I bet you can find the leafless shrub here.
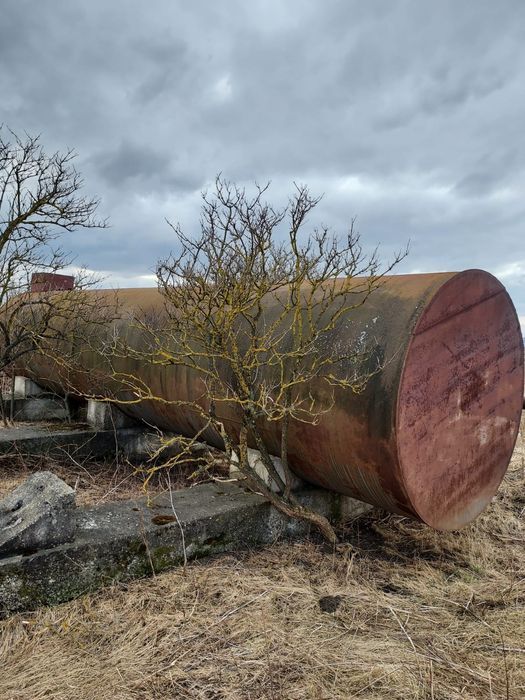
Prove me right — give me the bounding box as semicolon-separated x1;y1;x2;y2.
105;177;407;542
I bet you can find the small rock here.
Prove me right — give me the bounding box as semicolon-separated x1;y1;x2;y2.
0;472;76;556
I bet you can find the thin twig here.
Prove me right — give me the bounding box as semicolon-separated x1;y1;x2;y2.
167;471;187;571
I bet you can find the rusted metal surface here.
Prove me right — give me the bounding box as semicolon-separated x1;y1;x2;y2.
30;273;74;293
19;271;524;530
397;271;523;529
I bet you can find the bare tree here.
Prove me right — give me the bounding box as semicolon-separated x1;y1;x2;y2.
103;178;407;542
0;126;107;422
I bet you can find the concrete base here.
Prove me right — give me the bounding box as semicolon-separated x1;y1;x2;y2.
87;400;139;430
229;447;363;519
0;425;123;461
230;447;304;492
0;425;195;463
0;424;214;465
2;377;69;423
0;423;373;614
13;376;45;398
8;397;69;422
0;481;372;614
0;425;373;526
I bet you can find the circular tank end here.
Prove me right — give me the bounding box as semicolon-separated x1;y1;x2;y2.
397;269;524;530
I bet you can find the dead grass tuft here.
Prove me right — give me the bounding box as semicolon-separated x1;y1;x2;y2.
0;419;524;699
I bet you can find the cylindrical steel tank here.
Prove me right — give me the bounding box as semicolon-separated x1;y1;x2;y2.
20;270;524;530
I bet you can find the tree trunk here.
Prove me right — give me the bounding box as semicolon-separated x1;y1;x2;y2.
236;436;338;544
9;373;15;423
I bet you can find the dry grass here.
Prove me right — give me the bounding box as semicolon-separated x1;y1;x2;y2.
0;443;225;506
0;451;172;506
0;421;524;699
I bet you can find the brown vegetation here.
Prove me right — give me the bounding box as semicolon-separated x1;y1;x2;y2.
0;127;109;426
105;177;406;543
0;446;227;507
0;419;523;699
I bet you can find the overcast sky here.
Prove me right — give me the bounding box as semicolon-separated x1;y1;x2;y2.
1;0;524;325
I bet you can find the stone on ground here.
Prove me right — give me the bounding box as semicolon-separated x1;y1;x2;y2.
0;472;76;556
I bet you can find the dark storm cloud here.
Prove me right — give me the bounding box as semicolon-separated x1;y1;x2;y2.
1;0;524;323
97;142;170;185
94;140;199;195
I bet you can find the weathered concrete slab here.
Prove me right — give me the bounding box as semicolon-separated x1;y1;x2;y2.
1;391;69;422
0;481;371;614
0;472;76;556
0;424;200;463
11;397;69;422
0;425;123;460
87;400;139;430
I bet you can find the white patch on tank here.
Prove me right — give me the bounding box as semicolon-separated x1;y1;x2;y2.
476;415;510;448
477;424;489;447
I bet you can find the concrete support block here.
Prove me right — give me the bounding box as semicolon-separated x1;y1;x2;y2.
229;449;370;519
13;376;45;398
0;424;202;463
230;447;305;492
0;472;76;556
0;425;172;461
340;495;374;520
0;481;372;613
13;398;68;422
86;400;138;430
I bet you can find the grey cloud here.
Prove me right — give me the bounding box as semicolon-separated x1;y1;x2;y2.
132;36;189;104
1;0;525;321
93;141;202;197
97;141;171;185
454;171;504;198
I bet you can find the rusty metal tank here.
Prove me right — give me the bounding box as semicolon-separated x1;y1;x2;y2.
21;270;524;530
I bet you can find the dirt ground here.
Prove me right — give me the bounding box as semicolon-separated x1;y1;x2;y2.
0;420;523;699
